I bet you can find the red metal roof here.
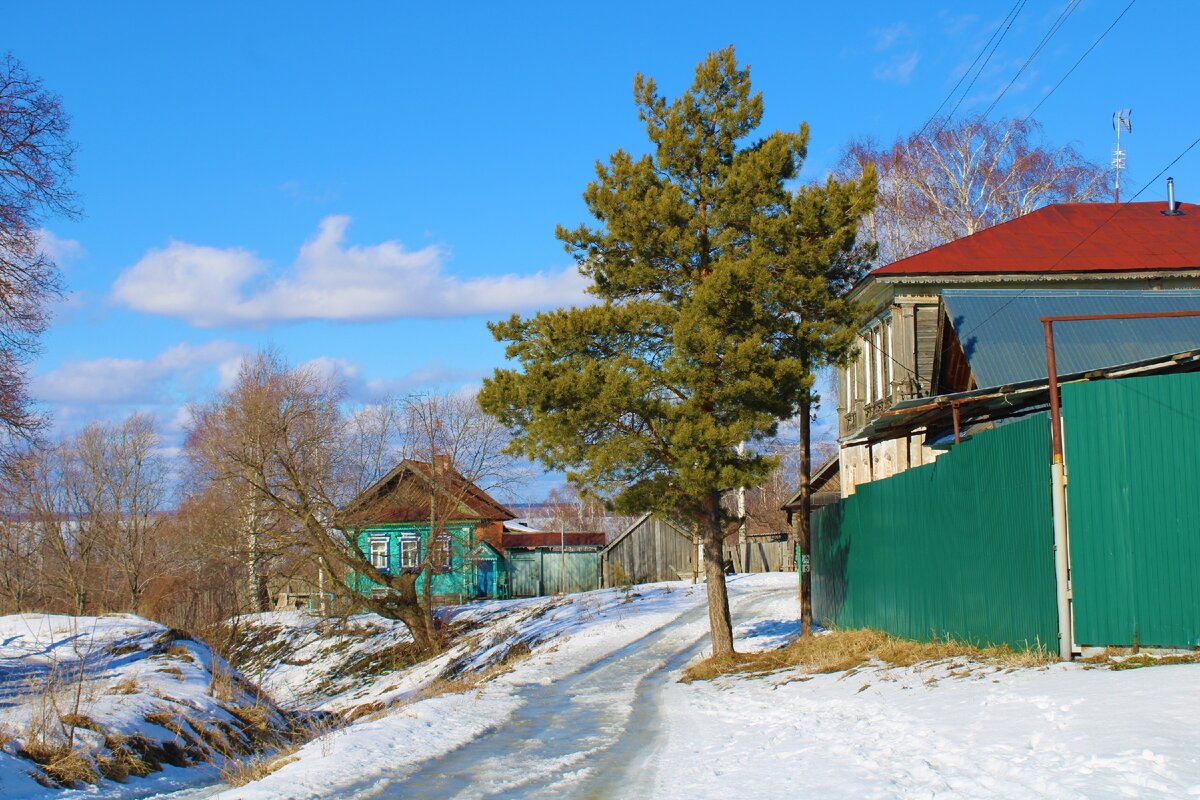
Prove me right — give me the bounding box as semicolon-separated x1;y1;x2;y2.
502;531;607;549
872;202;1200;277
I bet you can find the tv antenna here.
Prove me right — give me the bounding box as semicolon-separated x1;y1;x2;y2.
1113;109;1132;202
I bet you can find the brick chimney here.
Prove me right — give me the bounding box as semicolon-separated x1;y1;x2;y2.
431;454;452;473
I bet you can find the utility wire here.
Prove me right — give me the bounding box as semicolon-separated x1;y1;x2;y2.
916;0;1024;139
938;0;1026;129
982;0;1080;119
853;0;1146;395
1021;0;1137;123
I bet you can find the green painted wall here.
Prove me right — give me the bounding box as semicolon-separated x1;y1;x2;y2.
1063;373;1200;648
811;414;1058;650
349;522;494;601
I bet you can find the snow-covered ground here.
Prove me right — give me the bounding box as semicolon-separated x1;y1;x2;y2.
4;576;1199;799
0;614;290;800
654;590;1200;799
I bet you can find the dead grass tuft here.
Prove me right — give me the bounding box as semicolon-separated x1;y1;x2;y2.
219;748;300;787
59;713;100;732
682;628;1054;683
17;741;99;787
1109;652;1199;670
106;676;139;695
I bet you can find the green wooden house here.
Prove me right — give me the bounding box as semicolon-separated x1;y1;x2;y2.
339;456;515;603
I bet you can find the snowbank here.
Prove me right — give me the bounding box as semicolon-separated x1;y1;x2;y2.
0;614;290;798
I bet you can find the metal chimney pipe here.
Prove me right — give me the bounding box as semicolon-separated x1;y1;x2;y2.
1168;177;1176;212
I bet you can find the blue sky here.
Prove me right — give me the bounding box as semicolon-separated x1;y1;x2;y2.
6;1;1198;500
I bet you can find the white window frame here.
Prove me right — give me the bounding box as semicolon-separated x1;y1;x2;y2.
368;537;389;571
399;535;420;570
873;325;884;402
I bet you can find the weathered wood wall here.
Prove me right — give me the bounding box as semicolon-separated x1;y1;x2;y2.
601;516;697;586
724;537;793;572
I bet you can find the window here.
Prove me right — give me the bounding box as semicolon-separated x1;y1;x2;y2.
399;536;420;570
862;335;872;402
429;533;452;574
873;326;883;401
368;537;389;572
885;318;894;389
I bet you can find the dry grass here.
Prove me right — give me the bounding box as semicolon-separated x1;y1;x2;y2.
59;712;100;732
18;740;100;787
219;747;300;787
682;629;1055;683
164;644;194;660
106;676;139;695
1108;653;1198;670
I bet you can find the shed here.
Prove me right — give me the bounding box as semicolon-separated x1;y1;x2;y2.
600;514;697;587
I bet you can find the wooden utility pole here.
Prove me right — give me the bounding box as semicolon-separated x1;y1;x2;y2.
794;397;814;636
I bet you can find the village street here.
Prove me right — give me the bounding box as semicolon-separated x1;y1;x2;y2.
109;574;1196;800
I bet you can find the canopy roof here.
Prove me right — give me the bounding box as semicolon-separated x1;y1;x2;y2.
944;289;1200;388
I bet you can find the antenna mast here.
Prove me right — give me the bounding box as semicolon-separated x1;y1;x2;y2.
1113;109;1132;202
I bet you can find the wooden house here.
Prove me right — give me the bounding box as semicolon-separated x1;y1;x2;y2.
835;199;1200;495
339;456;515;603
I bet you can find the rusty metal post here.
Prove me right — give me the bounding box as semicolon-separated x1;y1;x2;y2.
1044;320;1064;462
951;402;962;444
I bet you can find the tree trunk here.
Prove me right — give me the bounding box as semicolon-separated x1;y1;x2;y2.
793;395;814;637
701;491;735;656
246;490;270;613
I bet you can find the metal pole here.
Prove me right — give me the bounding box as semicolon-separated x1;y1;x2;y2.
952;402;962;444
1044;320;1072;661
560;522;566;596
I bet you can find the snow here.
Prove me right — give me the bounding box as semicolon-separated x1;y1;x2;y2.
654;590;1200;799
4;575;1199;799
0;614;288;799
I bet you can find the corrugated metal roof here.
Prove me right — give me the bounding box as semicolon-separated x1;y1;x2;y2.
873;202;1200;276
943;289;1200;388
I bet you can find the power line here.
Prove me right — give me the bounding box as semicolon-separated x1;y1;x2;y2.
916;0;1025;139
1022;0;1137;123
982;0;1080;119
939;0;1027;128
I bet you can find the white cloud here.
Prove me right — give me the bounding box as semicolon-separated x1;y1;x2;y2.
111;216;591;327
872;22;911;52
37;229;85;265
34;340;245;405
873;51;921;84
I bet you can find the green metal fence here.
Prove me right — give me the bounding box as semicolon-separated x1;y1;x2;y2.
1063;373;1200;648
506;550;601;598
812;414;1058;649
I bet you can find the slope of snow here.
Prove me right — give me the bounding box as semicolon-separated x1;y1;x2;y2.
217;576;761;799
0;614;290;799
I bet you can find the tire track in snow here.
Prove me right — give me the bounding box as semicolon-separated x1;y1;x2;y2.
363;584;793;800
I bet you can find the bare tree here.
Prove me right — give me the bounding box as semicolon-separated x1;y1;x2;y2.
396;392;529;645
0;54;78;460
90;414;169;610
837;116;1113;265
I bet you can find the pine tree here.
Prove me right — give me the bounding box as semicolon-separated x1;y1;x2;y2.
478;48;875;655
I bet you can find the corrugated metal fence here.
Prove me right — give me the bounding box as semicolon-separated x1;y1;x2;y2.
1063;373;1200;648
507;550;601;598
812;414;1058;649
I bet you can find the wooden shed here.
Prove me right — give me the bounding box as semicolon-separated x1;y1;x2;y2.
600;514;698;587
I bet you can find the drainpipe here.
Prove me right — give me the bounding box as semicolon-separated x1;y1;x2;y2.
1043;320;1073;661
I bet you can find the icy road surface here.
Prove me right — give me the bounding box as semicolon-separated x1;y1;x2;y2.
140;573;1200;800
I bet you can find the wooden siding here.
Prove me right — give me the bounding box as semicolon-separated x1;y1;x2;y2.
724;537;793;572
601;516;697;586
914;303;940;396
